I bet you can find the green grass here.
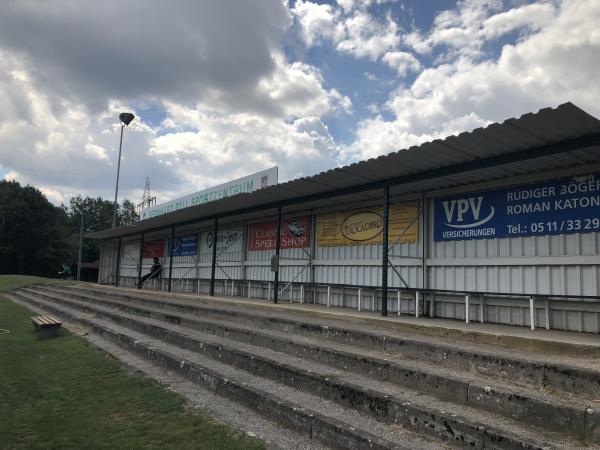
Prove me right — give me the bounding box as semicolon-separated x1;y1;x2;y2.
0;276;264;449
0;274;78;293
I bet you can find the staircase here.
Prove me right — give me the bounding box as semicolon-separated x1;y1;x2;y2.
8;284;600;449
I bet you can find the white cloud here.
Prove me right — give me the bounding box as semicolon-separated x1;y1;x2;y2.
0;1;349;206
257;56;352;117
481;2;557;39
293;0;340;46
149;104;340;202
3;0;600;213
344;0;600;160
294;1;401;61
382;51;421;75
0;50;179;204
336;10;400;59
406;0;558;60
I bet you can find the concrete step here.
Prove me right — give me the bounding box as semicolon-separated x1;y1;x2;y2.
31;284;595;437
8;290;446;450
55;284;600;399
7;292;331;450
14;287;591;449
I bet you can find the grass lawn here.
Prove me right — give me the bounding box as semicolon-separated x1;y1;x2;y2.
0;275;265;449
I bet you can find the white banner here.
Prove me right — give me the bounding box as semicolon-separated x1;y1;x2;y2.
140;167;278;220
199;228;244;255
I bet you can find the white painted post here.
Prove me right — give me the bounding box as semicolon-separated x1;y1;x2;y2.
300;284;304;304
545;299;550;330
290;284;294;303
479;296;485;323
397;289;401;316
429;294;435;318
197;279;200;294
465;293;470;324
357;288;362;311
267;282;271;301
327;286;331;307
415;291;420;318
248;281;251;298
529;296;535;331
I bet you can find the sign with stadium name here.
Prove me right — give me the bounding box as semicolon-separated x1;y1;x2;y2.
434;172;600;241
139;167;278;220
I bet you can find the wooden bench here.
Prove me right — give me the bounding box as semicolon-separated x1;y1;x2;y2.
31;315;62;337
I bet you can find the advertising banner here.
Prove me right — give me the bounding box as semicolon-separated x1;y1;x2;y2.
434;172;600;242
121;243;139;261
199;228;244;255
143;240;165;258
317;203;418;247
248;216;311;251
140;167;278;220
170;235;198;257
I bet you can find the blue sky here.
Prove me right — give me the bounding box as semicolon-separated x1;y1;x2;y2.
1;0;599;205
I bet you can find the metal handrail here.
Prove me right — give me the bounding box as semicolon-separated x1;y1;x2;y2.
117;274;600;302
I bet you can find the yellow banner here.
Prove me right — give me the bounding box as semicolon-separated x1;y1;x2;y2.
317;203;418;247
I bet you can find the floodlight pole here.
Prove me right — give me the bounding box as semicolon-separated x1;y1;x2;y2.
112;124;124;228
111;112;134;228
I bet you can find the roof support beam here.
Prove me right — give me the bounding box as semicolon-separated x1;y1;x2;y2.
273;205;282;304
209;218;218;296
168;226;175;292
115;238;122;287
137;232;145;289
381;185;389;317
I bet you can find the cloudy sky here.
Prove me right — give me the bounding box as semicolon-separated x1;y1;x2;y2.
1;0;599;206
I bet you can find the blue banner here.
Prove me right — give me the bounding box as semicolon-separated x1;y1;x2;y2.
434;173;600;241
170;235;198;256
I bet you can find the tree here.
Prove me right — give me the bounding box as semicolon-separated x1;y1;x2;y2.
119;199;139;226
0;181;139;276
0;181;72;276
68;195;139;263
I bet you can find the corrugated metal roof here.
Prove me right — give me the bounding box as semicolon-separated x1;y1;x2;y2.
89;102;600;240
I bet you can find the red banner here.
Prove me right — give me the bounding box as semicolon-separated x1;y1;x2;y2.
143;240;165;258
248;216;310;251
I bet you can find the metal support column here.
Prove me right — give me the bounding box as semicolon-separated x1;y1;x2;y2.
137;233;145;289
168;226;175;292
273;206;282;304
381;185;390;317
421;193;428;290
77;212;84;281
209;217;218;296
309;212;317;304
115;238;122;287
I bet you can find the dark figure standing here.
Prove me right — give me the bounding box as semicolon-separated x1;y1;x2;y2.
58;264;72;280
138;257;162;289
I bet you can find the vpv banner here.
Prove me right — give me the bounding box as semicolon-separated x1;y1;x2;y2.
248;216;310;251
317;203;418;247
434;172;600;241
143;240;165;258
170;235;198;256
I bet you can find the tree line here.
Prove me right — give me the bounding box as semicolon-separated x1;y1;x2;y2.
0;180;138;277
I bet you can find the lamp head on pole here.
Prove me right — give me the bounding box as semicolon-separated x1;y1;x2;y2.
119;112;135;126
